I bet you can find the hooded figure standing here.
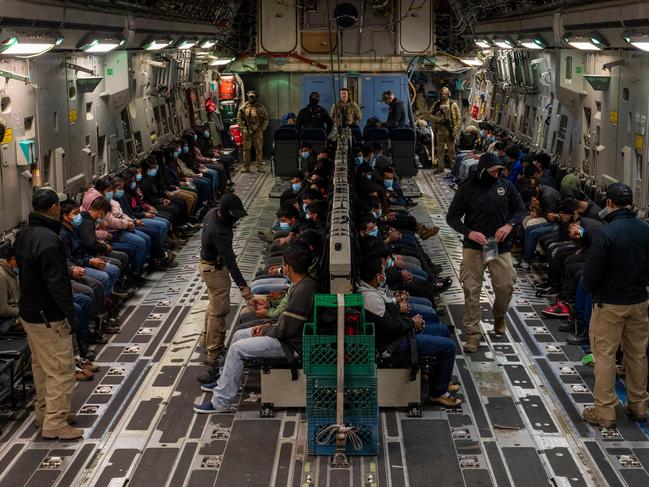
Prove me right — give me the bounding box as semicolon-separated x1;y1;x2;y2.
296;91;333;135
431;87;461;173
198;193;253;383
237;90;269;173
446;154;526;353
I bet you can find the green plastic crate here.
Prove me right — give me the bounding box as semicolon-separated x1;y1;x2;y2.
308;411;379;456
306;375;378;416
303;322;376;377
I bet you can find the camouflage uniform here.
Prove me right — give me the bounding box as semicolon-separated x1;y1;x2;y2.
330;101;362;128
431;99;461;172
237;99;269;172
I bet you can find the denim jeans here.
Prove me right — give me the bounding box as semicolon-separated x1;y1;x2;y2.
408;303;438;323
574;276;593;333
251;277;289;295
85;264;119;303
135;224;162;258
143;217;169;243
73;292;93;356
396;333;456;397
523;222;557;263
113;231;148;273
211;328;286;408
405;264;428;281
202;168;219;192
409;296;433;307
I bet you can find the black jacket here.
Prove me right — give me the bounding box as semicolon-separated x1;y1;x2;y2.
200;208;247;288
296;105;333;134
583;209;649;305
538;184;562;217
582;200;602;220
14;213;77;327
447;176;526;252
385;98;406;129
359;282;412;352
78;212;109;256
139;176;165;206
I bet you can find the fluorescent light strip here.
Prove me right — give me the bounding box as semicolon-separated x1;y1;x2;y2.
461;58;482;66
494;41;513;49
84;42;121;53
475;40;491;49
145;41;172;50
3;42;56;55
521;41;543;50
568;41;601;50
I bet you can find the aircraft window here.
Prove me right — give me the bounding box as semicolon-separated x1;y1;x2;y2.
69;85;77;100
622;87;629;102
54;111;59;132
24;116;35;138
86;102;94;121
565;56;572;81
1;96;11;113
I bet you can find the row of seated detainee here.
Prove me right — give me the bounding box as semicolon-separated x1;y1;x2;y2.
192;136;461;414
0;125;240;439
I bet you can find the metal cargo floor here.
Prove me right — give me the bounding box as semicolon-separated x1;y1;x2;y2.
0;169;647;486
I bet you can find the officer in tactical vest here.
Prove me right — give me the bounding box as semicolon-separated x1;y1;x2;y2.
237;90;269;173
431;87;461;173
330;88;362;130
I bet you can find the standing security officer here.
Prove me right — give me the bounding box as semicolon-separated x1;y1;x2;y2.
446;154;526;353
237;90;269;173
198;193;253;383
431;86;461;173
582;183;649;428
381;90;406;130
330;87;362;129
15;188;82;439
296;91;333;135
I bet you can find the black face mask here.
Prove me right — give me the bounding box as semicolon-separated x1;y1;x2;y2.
248;96;257;103
478;169;498;187
219;210;239;226
309;96;319;106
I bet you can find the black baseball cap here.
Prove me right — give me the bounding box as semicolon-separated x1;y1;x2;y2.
32;187;67;212
606;182;633;206
380;90;393;102
477;153;504;172
219;193;247;219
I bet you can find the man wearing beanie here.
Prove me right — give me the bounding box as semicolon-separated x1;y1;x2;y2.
446;153;526;353
582;182;649;428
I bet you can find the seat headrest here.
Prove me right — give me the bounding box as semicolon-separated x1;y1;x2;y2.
389;127;415;141
300;128;327;140
274;127;299;140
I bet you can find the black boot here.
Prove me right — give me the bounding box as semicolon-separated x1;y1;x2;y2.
567;318;589;345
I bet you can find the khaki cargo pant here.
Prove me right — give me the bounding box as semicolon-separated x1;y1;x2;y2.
435;129;455;170
590;302;649;421
22;319;75;431
199;262;231;362
460;248;517;337
242;129;264;169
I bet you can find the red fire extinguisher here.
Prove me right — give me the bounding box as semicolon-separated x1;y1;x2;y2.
229;124;243;147
471;104;479;119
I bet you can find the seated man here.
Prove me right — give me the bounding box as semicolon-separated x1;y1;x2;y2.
358;255;461;407
193;244;318;413
0;243;20;334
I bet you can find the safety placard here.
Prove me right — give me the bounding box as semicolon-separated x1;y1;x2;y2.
69;109;78;123
635;134;644;151
1;128;12;145
609;111;618;125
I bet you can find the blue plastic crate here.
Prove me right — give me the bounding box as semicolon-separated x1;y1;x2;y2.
306;375;378;416
307;412;379;456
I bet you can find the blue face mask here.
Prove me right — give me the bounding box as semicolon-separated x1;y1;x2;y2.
193;134;198;141
279;221;291;230
173;150;181;158
96;217;103;224
305;212;312;220
105;191;113;201
301;151;311;159
379;275;387;288
150;168;159;177
136;174;143;182
292;183;302;192
479;129;485;137
578;227;585;238
368;227;379;238
11;267;18;275
369;157;376;168
302;203;308;213
386;257;394;268
71;213;83;227
130;181;137;189
116;189;125;198
204;131;210;138
355;156;364;165
372;210;381;219
383;179;394;190
182;145;189;154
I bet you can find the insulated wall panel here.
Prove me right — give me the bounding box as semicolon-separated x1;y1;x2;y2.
398;0;433;53
259;0;298;53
